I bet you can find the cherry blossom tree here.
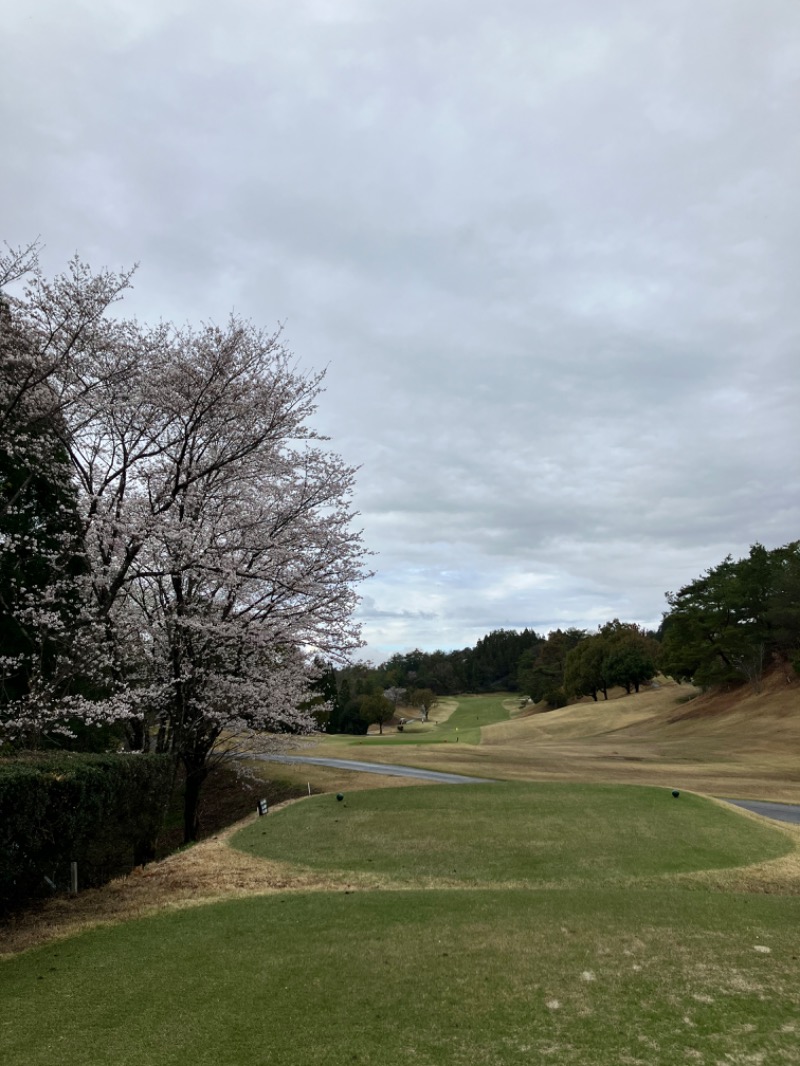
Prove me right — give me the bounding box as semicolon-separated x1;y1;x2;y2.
1;246;370;840
1;242;136;484
1;243;135;744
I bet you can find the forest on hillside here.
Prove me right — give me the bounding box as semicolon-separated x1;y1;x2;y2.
323;541;800;734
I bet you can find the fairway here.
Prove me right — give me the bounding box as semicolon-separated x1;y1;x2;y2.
348;693;512;746
232;782;792;885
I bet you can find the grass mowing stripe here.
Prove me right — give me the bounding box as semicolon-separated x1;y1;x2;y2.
3;889;800;1066
232;782;792;884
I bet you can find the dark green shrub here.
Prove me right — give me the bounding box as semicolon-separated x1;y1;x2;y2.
543;688;569;709
0;752;172;913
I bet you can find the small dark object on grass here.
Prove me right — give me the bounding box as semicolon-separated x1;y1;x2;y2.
672;790;680;798
336;793;344;802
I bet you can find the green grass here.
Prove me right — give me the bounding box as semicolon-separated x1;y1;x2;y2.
231;782;791;885
3;781;799;1065
346;692;512;746
3;888;800;1065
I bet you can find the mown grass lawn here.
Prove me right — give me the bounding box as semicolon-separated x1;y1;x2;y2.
2;782;799;1066
232;782;791;885
3;888;800;1065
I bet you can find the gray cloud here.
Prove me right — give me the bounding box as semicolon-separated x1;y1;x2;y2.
4;0;799;659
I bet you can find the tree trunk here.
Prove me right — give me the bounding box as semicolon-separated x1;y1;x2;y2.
126;717;147;752
133;836;157;866
183;762;209;844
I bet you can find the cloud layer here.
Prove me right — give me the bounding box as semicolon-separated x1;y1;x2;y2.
4;0;799;659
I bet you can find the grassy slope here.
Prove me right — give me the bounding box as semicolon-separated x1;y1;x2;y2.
292;670;800;802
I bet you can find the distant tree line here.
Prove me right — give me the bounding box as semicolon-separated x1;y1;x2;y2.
315;624;661;734
318;540;799;734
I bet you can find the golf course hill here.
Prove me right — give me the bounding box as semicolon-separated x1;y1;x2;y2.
331;667;800;805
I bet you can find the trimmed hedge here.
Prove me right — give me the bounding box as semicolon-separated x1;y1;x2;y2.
0;752;172;913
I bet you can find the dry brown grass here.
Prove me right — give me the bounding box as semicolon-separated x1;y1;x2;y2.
0;799;393;959
673;802;800;895
311;671;800;802
248;760;431;795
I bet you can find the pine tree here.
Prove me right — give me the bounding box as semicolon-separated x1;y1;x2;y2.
0;297;91;735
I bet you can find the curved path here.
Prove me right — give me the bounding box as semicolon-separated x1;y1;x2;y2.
253;755;800;823
722;799;800;825
250;753;492;785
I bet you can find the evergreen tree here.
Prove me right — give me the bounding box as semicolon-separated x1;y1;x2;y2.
0;299;93;739
660;542;800;689
518;628;585;705
598;620;658;694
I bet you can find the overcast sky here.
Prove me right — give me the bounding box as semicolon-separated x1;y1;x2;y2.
4;0;799;661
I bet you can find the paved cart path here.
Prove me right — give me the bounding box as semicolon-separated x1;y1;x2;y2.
250;753;493;785
252;755;800;822
722;799;800;825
